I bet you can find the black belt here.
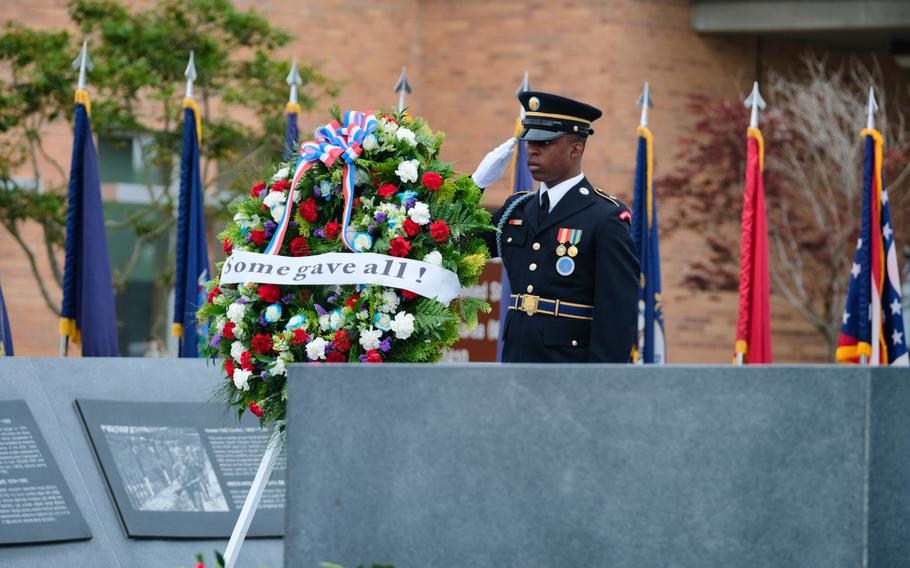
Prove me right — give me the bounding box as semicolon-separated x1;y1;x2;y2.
508;294;594;320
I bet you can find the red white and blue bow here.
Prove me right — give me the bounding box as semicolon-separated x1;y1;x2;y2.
264;110;378;255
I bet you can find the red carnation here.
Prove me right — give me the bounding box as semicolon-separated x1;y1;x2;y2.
240;351;253;371
248;401;265;417
250;182;266;197
223;238;232;254
421;172;443;191
251;333;273;354
197;563;206;568
250;229;266;246
401;289;417;299
430;220;450;243
223;321;236;339
389;236;411;257
299;198;318;222
272;179;291;192
324;222;341;240
258;284;281;303
365;349;383;363
326;351;346;363
224;359;235;379
403;219;420;237
334;329;351;352
292;328;309;346
290;236;310;257
345;294;361;309
207;286;221;304
377;183;398;199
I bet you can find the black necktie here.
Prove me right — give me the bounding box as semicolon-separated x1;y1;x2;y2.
538;191;550;225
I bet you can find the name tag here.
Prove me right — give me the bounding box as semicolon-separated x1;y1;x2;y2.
508;219;523;226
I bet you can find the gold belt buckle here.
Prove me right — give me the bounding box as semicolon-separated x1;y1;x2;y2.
520;294;539;316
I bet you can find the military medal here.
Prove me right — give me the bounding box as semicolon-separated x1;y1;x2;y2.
557;228;582;257
556;256;575;276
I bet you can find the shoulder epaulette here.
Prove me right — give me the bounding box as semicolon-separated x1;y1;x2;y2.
594;187;622;208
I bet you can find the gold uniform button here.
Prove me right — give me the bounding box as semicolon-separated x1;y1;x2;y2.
532;242;541;250
526;284;534;293
571;340;578;347
529;263;537;271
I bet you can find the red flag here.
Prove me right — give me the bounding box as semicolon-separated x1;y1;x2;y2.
734;127;772;363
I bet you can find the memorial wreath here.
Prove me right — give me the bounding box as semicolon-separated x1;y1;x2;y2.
198;108;493;426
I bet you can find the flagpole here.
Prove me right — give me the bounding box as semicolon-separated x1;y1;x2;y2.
393;66;411;113
860;87;877;368
61;40;93;358
735;81;768;367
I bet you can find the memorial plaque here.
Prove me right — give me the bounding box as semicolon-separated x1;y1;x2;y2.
0;400;91;545
76;399;284;539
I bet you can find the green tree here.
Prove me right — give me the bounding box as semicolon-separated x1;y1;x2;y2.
0;0;338;345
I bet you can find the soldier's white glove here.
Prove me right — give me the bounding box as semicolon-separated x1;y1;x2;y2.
471;137;518;189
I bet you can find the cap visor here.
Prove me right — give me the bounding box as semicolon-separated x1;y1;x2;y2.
517;127;566;142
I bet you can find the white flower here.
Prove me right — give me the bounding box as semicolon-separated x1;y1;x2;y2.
380;289;400;313
408;201;431;225
292;188;302;203
272;167;290;181
270;205;285;222
233;325;246;339
359;327;382;351
286;314;307;331
423;250;443;266
362;134;378;151
329;310;344;330
395;159;419;183
230;341;246;362
263;190;286;209
306;337;328;360
264;304;282;323
390;311;415;340
269;358;287;377
396;127;417;147
215;317;227;333
381;119;399;135
354;232;373;252
227;303;246;325
374;313;392;331
232;369;252;391
318;314;331;331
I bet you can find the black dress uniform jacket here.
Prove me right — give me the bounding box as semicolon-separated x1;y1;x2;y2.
484;177;639;363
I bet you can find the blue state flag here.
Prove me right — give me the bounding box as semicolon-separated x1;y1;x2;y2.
59;90;119;356
0;274;13;356
285;102;301;161
497;119;535;361
172;98;210;357
631;126;666;363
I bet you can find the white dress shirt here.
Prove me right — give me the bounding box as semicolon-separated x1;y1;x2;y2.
539;172;585;212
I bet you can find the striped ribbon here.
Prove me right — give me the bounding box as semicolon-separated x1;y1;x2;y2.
264;110;378;255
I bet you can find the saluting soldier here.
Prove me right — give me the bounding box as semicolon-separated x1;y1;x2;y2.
474;91;639;363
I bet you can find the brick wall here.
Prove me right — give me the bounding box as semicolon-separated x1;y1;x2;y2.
2;0;893;361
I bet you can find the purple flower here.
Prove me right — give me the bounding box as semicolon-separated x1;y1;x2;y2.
379;338;391;352
314;304;328;316
210;333;222;349
259;315;269;326
327;294;339;303
367;222;377;233
264;220;277;232
244;231;253;242
405;197;417;209
312;184;322;197
289;221;299;229
374;211;388;223
358;354;368;362
280;293;295;305
314;228;326;238
238;297;250;304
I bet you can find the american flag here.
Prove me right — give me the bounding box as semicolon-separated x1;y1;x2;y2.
836;129;908;366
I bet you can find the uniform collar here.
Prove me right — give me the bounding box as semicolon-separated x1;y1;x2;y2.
539;172;585;212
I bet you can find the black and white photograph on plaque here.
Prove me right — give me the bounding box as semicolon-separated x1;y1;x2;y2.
99;425;229;513
0;399;92;546
76;399;284;539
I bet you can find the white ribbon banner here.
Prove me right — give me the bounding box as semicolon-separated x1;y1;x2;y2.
219;251;462;305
